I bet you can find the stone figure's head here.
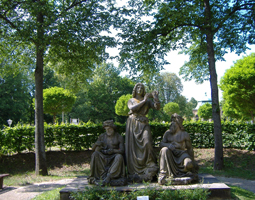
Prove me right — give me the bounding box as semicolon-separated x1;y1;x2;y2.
103;120;116;136
171;113;184;131
132;83;146;98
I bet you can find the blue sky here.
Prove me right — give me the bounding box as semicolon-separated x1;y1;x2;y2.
161;45;255;101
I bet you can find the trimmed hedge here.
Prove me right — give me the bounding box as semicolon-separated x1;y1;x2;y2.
0;121;254;154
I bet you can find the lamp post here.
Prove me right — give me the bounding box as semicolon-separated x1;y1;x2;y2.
7;119;12;127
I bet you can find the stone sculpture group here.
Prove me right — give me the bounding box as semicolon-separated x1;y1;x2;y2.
88;83;198;186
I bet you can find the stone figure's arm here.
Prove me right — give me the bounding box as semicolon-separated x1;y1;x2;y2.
128;94;150;112
185;133;194;160
152;91;160;110
172;141;182;149
92;136;104;151
160;131;175;150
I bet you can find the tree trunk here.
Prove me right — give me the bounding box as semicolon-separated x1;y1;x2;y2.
204;0;224;170
35;10;48;176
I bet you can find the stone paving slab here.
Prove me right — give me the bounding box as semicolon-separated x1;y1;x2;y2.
0;179;74;200
60;174;231;200
215;176;255;194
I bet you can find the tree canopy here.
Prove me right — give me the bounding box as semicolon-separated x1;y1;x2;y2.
1;0;120;175
42;87;76;124
197;103;212;121
163;102;180;117
69;63;135;123
0;72;32;127
220;53;255;123
118;0;255;170
115;94;133;117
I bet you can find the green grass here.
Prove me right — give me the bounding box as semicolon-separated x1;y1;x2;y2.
32;187;64;200
230;186;255;200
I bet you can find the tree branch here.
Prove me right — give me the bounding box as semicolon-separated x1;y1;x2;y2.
213;2;255;34
65;0;88;12
0;14;18;29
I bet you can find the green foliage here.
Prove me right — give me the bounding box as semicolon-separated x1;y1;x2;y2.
119;0;255;82
69;63;135;123
115;94;132;116
0;72;33;127
220;53;255;123
1;121;254;154
197;103;212;121
163;102;180;117
71;186;209;200
42;87;76;123
152;72;183;105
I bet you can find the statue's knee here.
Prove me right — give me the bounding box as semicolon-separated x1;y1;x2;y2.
115;154;123;162
92;151;100;159
160;147;169;155
184;158;193;170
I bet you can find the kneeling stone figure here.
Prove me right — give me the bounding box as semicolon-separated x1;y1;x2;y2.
158;113;199;185
88;120;126;186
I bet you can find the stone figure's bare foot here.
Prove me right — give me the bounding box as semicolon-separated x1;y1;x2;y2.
158;173;166;185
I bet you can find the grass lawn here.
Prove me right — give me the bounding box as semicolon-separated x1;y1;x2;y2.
0;148;254;199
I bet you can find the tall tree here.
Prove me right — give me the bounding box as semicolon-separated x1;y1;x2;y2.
119;0;255;170
220;53;255;123
1;0;118;175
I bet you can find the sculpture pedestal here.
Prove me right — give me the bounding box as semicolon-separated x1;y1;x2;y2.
60;174;231;200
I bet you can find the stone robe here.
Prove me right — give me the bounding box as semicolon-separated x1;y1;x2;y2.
89;132;125;183
159;147;191;177
125;98;159;181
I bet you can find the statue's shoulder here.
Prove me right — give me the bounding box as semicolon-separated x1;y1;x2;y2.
128;98;137;103
116;132;123;138
99;132;107;139
115;132;124;142
163;130;172;137
181;131;191;139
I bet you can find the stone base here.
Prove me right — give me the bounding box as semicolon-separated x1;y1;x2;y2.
60;174;231;200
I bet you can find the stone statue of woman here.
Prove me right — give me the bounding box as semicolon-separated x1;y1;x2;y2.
125;83;160;182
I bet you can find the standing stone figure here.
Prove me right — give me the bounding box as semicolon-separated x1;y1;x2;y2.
125;83;160;182
88;120;126;186
158;113;198;185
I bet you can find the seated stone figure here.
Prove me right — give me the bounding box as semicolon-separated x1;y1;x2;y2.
88;120;126;186
158;113;198;185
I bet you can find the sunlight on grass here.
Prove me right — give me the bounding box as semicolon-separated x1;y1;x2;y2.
230;186;255;200
32;187;64;200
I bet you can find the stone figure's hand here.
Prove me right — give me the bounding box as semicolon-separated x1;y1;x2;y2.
168;143;175;150
152;91;159;98
144;93;150;101
101;149;107;154
95;141;103;146
107;149;113;154
152;91;160;102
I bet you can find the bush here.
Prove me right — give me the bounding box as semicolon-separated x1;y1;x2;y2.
1;121;254;155
70;186;209;200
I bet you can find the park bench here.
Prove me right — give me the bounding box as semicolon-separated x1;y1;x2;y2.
0;174;9;189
